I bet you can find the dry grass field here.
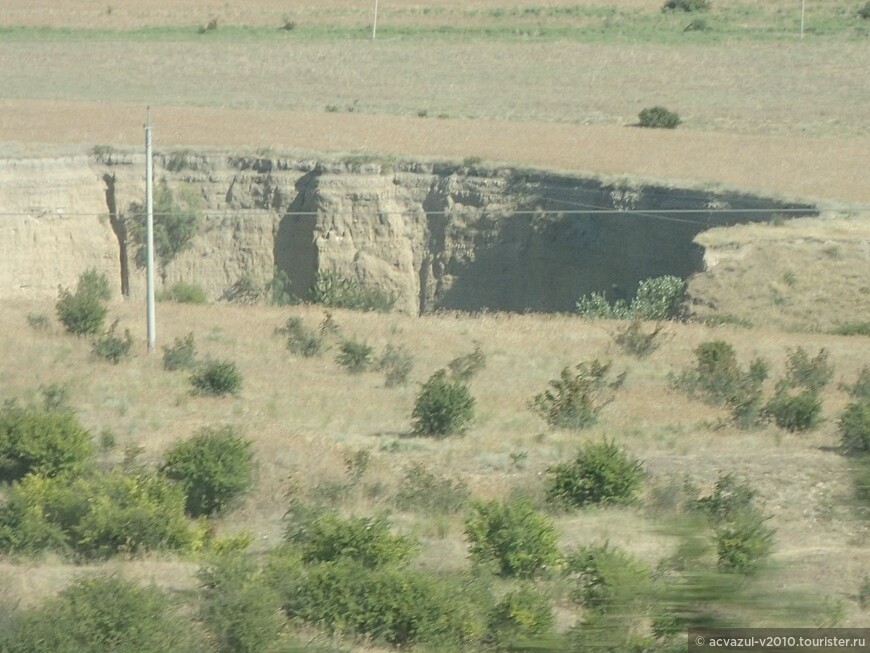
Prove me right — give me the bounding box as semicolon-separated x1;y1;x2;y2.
1;0;870;648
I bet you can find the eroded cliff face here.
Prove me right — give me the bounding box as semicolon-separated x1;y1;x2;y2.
0;153;816;313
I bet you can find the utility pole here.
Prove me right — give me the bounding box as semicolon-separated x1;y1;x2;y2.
145;107;156;353
801;0;807;39
372;0;379;40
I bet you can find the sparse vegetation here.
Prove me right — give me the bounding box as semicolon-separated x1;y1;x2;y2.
612;319;664;358
859;1;870;20
223;274;262;304
638;106;682;129
377;343;414;387
158;281;208;304
531;360;623;430
448;344;486;381
545;439;645;509
91;320;133;363
162;332;198;371
190;359;243;396
563;542;650;612
662;0;710;12
25;312;51;331
393;463;470;514
281;317;326;357
411;370;475;436
161;426;255;517
335;338;374;374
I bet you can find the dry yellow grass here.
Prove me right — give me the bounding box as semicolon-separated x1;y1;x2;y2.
1;295;868;625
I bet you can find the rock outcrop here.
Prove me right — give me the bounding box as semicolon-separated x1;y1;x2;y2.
0;152;816;313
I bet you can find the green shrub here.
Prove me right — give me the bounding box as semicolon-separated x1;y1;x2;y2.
638;106;682;129
672;340;768;428
487;585;554;645
0;404;94;482
222;274;262;304
631;276;686;319
190;359;243;396
763;390;822;432
197;553;285;653
266;268;299;306
25;312;51;331
377;344;414;387
545;439;645;509
843;366;870;400
662;0;710;11
696;473;775;575
448;344;487;381
309;271;395;312
393;463;470;514
577;275;685;319
613;320;663;359
531;360;622;430
56;269;111;335
127;179;200;272
563;542;650;613
39;383;71;412
281;317;325;357
412;370;475;436
162;332;198;371
289;512;417;568
335;339;374;374
280;560;487;648
780;347;833;394
91;321;133;364
839;401;870;454
465;496;559;578
833;321;870;336
0;575;204;653
859;1;870;20
0;469;198;558
161;426;255;516
158;281;208;304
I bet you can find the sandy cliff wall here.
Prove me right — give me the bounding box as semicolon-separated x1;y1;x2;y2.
0;153;816;313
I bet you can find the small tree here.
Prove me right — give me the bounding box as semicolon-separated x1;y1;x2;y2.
127;179;199;275
412;370;475;436
162;426;255;516
56;269;111;336
91;320;133;364
638;106;682;129
465;496;560;578
545;440;645;509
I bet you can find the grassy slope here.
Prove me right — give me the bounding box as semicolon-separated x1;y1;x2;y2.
1;296;868;628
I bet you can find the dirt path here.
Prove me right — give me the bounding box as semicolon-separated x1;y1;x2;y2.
2;98;869;204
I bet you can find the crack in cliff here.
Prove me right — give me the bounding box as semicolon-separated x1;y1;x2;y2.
102;173;130;296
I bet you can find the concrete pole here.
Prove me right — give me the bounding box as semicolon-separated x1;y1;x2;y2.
801;0;807;39
372;0;379;40
145;108;156;353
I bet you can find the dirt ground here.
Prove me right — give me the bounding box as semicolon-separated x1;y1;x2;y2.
2;99;868;205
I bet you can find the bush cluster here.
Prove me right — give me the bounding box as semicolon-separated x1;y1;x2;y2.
487;585;554;646
696;473;775;575
577;275;685;319
762;347;831;432
563;542;651;613
545;439;645;509
161;426;255;517
531;360;623;430
0;468;198;558
671;340;768;428
465;496;560;578
0;576;203;653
